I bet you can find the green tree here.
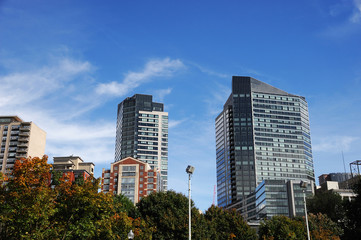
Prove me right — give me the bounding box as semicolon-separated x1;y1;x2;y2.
137;190;207;240
343;176;361;240
204;205;257;240
258;215;305;240
307;190;345;223
0;156;57;239
113;193;140;218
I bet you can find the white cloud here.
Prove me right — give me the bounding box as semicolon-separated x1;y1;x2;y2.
204;82;230;116
154;87;172;102
168;119;186;128
320;0;361;38
0;58;92;108
96;58;184;96
350;0;361;23
0;55;115;165
190;62;228;78
313;135;359;152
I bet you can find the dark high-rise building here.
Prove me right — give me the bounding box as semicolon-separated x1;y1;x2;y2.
115;94;168;190
216;77;314;211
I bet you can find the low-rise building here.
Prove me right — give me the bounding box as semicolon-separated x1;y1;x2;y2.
101;157;159;204
318;172;353;185
52;155;95;182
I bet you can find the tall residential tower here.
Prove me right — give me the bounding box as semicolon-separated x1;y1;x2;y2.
216;77;314;216
0;116;46;175
115;94;168;190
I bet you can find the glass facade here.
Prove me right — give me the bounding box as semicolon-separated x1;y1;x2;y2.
216;77;315;214
253;93;314;184
115;94;168;190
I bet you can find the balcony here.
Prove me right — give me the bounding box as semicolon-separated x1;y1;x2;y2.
18;137;29;142
17;142;28;147
10;131;19;136
16;148;27;153
20;126;30;131
9;142;18;146
8;147;17;152
19;132;30;137
8;151;16;156
16;153;27;158
7;159;15;164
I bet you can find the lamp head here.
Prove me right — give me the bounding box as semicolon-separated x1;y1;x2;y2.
186;165;195;174
300;180;308;188
128;230;134;239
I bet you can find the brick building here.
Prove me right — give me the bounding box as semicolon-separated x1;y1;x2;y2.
101;157;159;204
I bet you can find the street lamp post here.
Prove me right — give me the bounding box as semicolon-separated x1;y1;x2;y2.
300;181;310;240
186;165;195;240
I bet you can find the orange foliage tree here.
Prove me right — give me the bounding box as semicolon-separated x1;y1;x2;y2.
0;156;152;239
0;156;56;239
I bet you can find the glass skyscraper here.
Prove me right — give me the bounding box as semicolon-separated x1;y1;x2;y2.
216;76;314;210
115;94;168;190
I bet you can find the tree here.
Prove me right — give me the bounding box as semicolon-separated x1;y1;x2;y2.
204;205;257;240
258;215;305;240
308;213;343;240
0;156;148;239
113;193;140;218
137;190;207;240
307;190;345;223
0;156;57;239
342;176;361;240
52;175;122;239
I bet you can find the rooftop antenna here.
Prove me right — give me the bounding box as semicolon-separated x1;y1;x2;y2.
342;151;349;188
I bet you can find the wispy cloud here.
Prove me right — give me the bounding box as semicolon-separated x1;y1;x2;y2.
188;62;228;78
0;54;115;166
313;135;359;152
96;58;184;96
320;0;361;38
350;0;361;23
168;119;186;128
154;87;172;102
204;82;230;116
0;58;92;108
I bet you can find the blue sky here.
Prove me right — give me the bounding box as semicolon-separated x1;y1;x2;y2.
1;0;361;211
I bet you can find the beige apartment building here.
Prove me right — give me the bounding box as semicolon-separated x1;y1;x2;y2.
53;155;95;175
52;156;95;183
0;116;46;175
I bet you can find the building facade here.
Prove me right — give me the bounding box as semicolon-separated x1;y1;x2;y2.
227;179;314;220
101;157;158;204
0;116;46;175
115;94;168;190
52;155;95;181
216;76;315;217
318;172;353;185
